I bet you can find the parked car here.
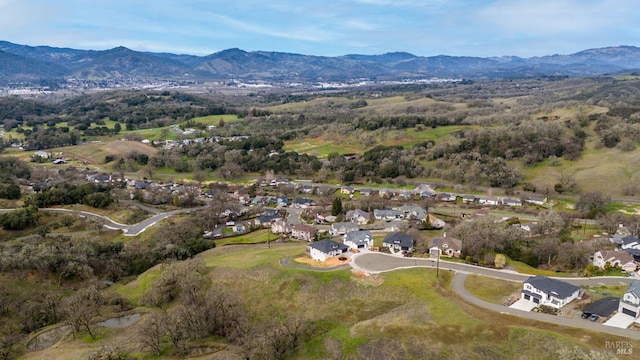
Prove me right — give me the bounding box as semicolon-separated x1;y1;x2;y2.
581;312;590;319
589;314;599;322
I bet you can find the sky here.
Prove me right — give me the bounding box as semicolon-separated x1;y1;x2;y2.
0;0;638;58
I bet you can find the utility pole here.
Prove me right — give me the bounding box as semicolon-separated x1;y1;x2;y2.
436;249;440;278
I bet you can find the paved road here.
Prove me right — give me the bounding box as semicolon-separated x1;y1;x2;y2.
287;207;304;225
1;206;207;236
351;252;639;340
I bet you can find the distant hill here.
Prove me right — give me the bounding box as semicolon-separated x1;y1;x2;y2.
0;41;640;84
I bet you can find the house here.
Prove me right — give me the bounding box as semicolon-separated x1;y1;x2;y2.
276;196;290;207
501;197;522;207
460;194;476;204
373;209;404;221
301;185;314;194
396;205;427;221
525;195;547;206
344;230;373;250
330;222;359;237
378;188;396;198
271;219;291;234
293;198;315;208
254;212;282;227
346;209;371;225
592;250;637;272
477;196;500;206
618;280;640;318
307;238;348;262
359;188;374;196
398;190;415;200
426;214;446;229
383;233;414;252
341;186;355;195
437;193;457;202
419;189;436;198
429;236;462;258
291;224;317;241
415;184;436;198
520;275;581;309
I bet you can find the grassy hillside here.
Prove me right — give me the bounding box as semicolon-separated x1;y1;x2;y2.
23;244;630;359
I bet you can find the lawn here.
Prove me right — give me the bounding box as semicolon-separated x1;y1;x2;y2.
382;268;483;331
188;114;241;126
464;274;522;304
505;257;576;277
113;264;165;304
199;243;306;269
214;229;275;246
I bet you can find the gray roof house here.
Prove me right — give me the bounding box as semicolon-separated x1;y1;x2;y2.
501;197;522;207
430;237;462;258
396;205;427;221
330;222;359;237
374;209;404;220
619;280;640;318
346;209;371;225
520;275;581;309
344;230;373;250
307;238;348;262
383;233;414;252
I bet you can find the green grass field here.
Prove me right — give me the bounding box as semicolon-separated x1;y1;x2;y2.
464;274;522;303
199;243;306;268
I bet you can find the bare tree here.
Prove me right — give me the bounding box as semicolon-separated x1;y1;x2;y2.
139;312;166;356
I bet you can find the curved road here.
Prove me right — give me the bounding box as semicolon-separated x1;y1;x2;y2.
1;206;207;236
351;252;640;340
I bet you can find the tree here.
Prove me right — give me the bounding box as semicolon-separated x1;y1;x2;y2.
494;254;506;269
534;211;565;236
575;192;610;219
331;197;343;216
139;312;166;356
64;286;102;340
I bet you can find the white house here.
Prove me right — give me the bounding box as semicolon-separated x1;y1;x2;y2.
618;280;640;318
520;275;581;309
525;196;547;206
307;238;349;262
592;250;636;272
344;230;373;250
477;196;500;205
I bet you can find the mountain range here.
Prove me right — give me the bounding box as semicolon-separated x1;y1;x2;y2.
1;40;640;85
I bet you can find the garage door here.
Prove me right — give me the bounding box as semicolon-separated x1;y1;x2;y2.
524;294;530;300
533;298;540;304
623;308;637;318
358;244;365;248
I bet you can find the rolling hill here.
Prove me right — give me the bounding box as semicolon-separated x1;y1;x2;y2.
1;41;640;84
